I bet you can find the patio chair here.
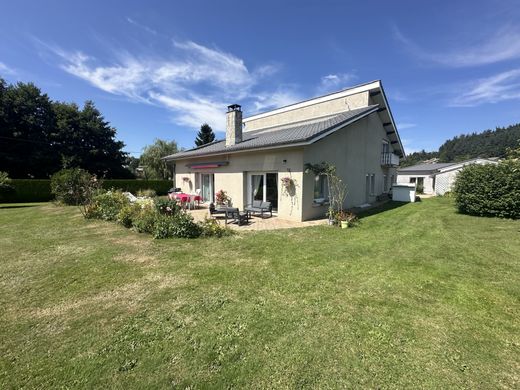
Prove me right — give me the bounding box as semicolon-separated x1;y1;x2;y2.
245;200;272;218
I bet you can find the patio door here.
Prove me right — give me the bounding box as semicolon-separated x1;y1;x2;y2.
201;173;214;203
248;172;278;211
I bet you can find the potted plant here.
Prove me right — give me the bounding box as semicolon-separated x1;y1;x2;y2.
280;176;293;189
215;189;230;206
337;211;358;229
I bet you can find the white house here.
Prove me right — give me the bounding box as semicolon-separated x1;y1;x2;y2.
164;80;405;221
397;158;499;195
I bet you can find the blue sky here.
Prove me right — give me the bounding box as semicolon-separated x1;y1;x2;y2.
1;0;520;156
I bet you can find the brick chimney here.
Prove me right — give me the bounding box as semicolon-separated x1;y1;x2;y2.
226;104;242;146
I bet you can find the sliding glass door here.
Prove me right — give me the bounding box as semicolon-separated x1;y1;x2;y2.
248;172;278;211
201;173;214;203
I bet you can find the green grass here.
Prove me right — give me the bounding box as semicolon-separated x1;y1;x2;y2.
0;198;519;388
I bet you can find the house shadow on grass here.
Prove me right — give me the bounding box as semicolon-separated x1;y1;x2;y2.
353;200;409;220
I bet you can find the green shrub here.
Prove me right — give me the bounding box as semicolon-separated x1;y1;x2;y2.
199;217;234;237
132;204;158;234
102;180;171;195
170;213;202;238
117;203;142;228
0;172;15;202
136;188;157;197
155;198;181;216
90;190;130;221
453;160;520;219
51;168;100;205
152;212;202;239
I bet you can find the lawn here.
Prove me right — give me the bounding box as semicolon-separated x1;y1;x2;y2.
0;198;518;388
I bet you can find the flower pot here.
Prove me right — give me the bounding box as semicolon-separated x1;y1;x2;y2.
340;221;349;229
328;218;335;226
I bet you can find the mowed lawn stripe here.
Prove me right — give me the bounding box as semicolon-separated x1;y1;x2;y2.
0;198;518;388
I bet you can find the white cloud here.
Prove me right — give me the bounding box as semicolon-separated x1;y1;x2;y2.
394;25;520;67
126;17;158;35
251;89;302;113
43;40;284;131
450;68;520;106
317;73;357;94
397;122;416;130
0;61;17;75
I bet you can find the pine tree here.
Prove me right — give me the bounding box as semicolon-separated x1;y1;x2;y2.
195;123;215;146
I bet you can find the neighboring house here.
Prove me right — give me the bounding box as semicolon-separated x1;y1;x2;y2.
397;158;499;195
164;80;405;221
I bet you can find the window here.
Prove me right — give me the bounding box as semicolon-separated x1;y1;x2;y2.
370;174;375;195
313;175;328;201
382;140;390;154
383;175;388;192
409;177;416;184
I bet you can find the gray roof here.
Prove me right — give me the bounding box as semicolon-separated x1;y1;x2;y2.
398;163;454;173
164;105;379;160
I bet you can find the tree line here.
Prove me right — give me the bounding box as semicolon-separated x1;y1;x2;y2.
401;123;520;167
0;78;132;178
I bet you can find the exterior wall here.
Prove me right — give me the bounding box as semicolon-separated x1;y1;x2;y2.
301;113;395;220
174;148;304;221
434;159;498;195
243;91;369;131
174;111;399;221
396;173;435;194
434;170;457;195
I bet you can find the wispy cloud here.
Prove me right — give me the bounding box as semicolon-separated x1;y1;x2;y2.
126;17;157;35
317;73;357;94
39;39;294;131
0;61;17;75
397;122;416;130
450;68;520;106
252;89;302;113
394;25;520;67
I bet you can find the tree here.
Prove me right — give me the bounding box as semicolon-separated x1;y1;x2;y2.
0;78;133;178
124;156;140;176
139;139;178;179
194;123;215;146
0;80;58;178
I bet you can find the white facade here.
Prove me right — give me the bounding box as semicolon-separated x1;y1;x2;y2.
397;158;499;196
434;159;498;195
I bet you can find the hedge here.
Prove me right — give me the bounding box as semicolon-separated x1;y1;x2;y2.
0;179;172;203
1;180;53;202
453;160;520;219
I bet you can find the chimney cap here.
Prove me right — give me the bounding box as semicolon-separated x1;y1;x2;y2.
227;104;241;112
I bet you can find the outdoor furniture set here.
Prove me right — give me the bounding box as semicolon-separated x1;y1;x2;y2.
167;189;202;209
210;200;272;226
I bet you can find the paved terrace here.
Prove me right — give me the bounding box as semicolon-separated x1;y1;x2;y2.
187;207;327;231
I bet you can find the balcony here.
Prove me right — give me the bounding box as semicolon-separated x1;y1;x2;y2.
381;152;400;167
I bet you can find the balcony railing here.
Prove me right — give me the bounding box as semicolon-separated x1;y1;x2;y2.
381;152;400;167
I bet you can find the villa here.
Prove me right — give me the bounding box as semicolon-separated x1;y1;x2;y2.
164;80;405;221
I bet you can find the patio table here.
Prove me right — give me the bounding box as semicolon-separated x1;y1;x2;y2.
169;193;202;208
